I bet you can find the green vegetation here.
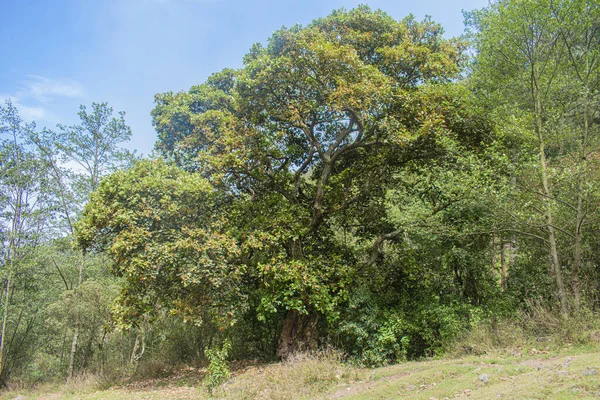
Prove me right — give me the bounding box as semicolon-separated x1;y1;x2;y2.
1;0;600;397
2;346;600;399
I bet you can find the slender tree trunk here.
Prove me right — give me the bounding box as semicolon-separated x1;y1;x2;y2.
0;182;23;381
66;330;79;383
573;189;583;310
533;66;569;316
0;275;12;379
571;110;588;309
66;254;84;383
572;72;590;311
129;334;141;366
501;241;507;290
129;323;146;368
491;233;497;273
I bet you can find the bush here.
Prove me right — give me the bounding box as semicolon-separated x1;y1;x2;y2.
450;302;600;357
203;339;232;394
334;288;484;366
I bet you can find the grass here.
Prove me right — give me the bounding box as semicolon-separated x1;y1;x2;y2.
2;345;599;400
333;348;600;399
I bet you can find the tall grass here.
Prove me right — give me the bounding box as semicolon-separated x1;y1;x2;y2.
449;302;600;357
213;349;367;400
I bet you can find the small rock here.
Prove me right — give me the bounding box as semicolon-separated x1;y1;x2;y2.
479;373;489;383
496;394;503;398
583;367;598;376
464;388;472;396
406;384;416;391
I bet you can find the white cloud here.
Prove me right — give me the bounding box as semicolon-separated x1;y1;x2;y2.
19;75;84;103
0;94;48;122
19;104;48;121
1;75;84;123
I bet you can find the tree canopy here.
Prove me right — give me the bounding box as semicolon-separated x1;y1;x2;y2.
83;6;493;358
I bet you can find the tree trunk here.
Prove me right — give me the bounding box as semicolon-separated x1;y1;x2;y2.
573;191;583;310
276;238;320;359
533;67;569;317
276;310;318;359
66;329;79;383
0;276;12;378
129;324;146;368
572;80;590;311
66;255;84;383
500;241;507;290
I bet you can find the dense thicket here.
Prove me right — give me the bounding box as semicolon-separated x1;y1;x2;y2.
2;0;600;387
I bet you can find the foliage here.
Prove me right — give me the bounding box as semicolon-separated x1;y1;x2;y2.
76;159;245;330
466;0;600;314
57;102;136;193
145;5;491;359
5;1;600;389
203;339;231;394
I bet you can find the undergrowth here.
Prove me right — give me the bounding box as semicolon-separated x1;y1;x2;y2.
449;303;600;357
212;348;367;400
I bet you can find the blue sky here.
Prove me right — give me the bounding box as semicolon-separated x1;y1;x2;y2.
0;0;488;156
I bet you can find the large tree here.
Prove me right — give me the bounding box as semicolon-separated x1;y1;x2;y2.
83;6;490;358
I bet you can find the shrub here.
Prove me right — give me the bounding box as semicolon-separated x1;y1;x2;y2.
203;339;232;394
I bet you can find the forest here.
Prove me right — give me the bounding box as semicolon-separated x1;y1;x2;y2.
1;0;600;393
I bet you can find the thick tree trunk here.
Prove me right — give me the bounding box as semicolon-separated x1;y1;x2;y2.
277;310;318;359
277;238;319;359
310;161;332;231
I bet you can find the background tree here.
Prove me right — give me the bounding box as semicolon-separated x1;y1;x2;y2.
466;0;600;314
0;101;55;385
57;102;135;195
76;160;244;341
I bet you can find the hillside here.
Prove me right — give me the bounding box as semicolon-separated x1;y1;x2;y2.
5;346;600;400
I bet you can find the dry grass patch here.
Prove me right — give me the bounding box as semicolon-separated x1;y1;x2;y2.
212;351;367;400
